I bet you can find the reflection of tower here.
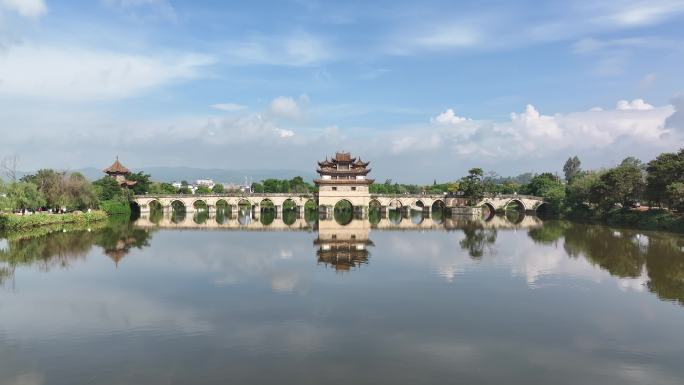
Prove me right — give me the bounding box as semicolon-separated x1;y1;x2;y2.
103;236;138;268
314;220;373;272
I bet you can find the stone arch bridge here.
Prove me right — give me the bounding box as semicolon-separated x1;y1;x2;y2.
132;193;545;216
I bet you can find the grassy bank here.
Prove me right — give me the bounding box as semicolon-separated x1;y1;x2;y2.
0;211;108;231
603;209;684;233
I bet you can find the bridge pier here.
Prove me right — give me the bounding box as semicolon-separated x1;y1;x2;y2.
275;205;283;218
296;205;304;218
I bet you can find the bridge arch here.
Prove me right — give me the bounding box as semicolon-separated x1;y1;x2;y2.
505;199;526;212
481;202;496;220
170;199;186;211
192;199;208;211
388;199;403;209
333;199;354;226
413;200;425;210
535;201;550;217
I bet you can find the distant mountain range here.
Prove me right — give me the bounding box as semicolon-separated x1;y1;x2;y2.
21;167;317;184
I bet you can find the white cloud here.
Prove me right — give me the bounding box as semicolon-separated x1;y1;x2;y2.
0;0;46;18
389;24;481;54
408;99;676;160
431;108;468;125
269;95;309;119
616;98;654;110
0;44;214;100
222;33;332;66
211;103;247;112
510;104;563;139
592;0;684;27
665;93;684;131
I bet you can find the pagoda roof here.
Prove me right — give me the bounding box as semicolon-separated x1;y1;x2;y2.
317;167;371;175
318;152;363;166
104;157;131;174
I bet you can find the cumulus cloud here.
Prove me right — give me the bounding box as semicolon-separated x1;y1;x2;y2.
0;44;213;100
0;0;46;18
431;108;468;125
211;103;247;112
408;99;676;160
616;98;654;111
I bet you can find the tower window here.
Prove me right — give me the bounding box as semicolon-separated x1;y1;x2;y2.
332;187;337;191
351;187;356;191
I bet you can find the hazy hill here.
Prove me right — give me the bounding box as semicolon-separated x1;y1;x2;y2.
69;167;317;184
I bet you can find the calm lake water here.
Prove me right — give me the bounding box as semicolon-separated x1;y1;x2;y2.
1;212;684;385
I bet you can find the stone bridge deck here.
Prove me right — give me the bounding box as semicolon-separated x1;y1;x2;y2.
132;193;546;214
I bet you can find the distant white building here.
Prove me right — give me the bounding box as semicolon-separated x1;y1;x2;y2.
196;179;215;189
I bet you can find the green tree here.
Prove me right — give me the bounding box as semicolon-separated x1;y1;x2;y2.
93;176;124;201
565;171;601;217
195;185;211;194
212;184;225;193
563;156;582;183
64;172;98;210
590;158;645;211
459;168;485;204
645;149;684;208
126;172;152;195
7;182;46;212
20;169;65;209
149;182;177;194
665;182;684;211
251;182;264;193
523;173;560;196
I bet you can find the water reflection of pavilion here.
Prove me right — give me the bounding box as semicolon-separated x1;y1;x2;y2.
315;220;372;272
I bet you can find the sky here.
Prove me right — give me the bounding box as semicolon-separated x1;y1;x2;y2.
0;0;683;183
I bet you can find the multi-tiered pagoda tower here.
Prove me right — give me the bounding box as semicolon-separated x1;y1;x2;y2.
315;152;373;216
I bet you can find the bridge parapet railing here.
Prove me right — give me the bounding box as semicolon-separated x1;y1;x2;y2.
134;192;316;199
370;193;448;199
481;194;544;200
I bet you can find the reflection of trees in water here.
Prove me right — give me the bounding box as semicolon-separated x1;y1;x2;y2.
260;210;275;225
333;201;353;225
304;207;318;225
368;207;381;225
388;209;402;225
0;219;153;285
459;224;497;259
504;209;525;224
531;221;684;306
563;225;645;278
283;210;297;226
431;208;444;224
193;211;209;225
410;210;424;225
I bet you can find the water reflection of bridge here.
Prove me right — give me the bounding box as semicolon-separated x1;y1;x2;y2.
133;212;543;231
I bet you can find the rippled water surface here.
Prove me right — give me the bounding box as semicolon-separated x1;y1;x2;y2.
1;215;684;385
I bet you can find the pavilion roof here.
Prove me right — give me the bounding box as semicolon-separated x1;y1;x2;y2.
104;157;131;174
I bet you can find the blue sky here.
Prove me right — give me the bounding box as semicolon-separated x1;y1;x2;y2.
1;0;683;182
